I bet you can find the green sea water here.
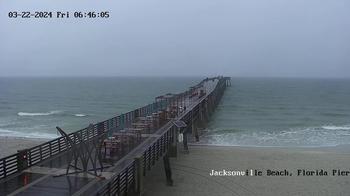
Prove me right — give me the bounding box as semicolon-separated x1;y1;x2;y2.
1;77;350;147
0;77;200;138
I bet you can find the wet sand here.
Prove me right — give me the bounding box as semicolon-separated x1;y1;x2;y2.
0;137;47;158
143;145;350;196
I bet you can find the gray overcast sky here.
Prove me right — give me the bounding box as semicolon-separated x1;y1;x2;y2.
0;0;349;77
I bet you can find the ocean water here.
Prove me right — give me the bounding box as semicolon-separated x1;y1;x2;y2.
0;77;200;139
202;78;350;147
1;77;349;147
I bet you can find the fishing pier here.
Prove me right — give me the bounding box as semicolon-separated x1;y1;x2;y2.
0;76;231;196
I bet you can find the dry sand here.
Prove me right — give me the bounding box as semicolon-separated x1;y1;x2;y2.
0;137;47;158
143;144;350;196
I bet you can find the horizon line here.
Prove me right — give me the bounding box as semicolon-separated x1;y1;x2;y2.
0;75;349;79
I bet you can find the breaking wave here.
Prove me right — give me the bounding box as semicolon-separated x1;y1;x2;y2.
74;114;87;117
202;125;350;147
321;125;350;130
17;111;62;116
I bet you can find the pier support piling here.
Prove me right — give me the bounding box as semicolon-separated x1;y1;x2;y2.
191;110;199;142
192;121;199;142
169;128;178;157
183;128;189;153
163;153;173;186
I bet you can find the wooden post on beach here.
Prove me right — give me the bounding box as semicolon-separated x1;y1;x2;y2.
134;156;144;195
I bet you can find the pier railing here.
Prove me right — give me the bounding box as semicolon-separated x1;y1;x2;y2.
0;76;228;182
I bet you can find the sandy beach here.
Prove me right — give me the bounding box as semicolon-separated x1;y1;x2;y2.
0;137;48;158
143;145;350;196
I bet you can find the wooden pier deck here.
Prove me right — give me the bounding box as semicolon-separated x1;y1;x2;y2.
0;76;231;196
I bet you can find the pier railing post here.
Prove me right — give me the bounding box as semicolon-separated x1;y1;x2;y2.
17;149;28;172
134;156;144;196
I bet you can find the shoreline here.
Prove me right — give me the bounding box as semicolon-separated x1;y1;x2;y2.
1;135;350;158
189;142;350;154
189;142;350;150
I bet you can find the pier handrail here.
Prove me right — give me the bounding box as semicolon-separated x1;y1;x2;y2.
0;76;227;181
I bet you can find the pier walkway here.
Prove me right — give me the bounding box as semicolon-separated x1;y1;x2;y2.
0;76;231;196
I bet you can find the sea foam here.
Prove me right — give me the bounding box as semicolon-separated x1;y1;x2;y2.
321;125;350;130
17;111;62;116
74;114;87;117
